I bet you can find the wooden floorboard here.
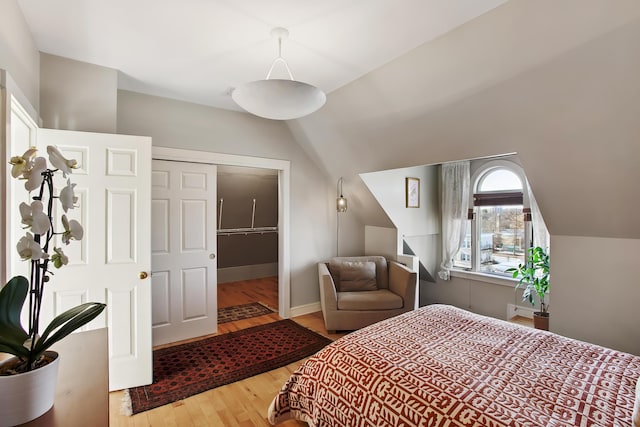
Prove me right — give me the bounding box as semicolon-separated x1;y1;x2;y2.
109;277;344;427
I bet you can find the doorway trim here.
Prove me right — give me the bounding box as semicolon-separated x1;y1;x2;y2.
152;146;290;319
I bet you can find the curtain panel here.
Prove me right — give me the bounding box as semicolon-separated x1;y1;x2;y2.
438;161;470;280
527;184;550;253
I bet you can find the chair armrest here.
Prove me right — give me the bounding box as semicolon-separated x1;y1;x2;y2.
318;262;338;312
388;261;417;310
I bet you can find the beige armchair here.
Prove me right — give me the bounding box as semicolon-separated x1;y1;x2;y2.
319;256;417;333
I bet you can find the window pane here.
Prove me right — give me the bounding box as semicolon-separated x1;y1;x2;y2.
453;221;472;270
477;205;525;275
478;169;522;192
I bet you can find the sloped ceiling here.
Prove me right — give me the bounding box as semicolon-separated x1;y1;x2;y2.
290;0;640;239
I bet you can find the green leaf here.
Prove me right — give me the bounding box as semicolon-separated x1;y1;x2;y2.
0;276;29;357
32;302;106;359
510;246;550;313
0;342;29;359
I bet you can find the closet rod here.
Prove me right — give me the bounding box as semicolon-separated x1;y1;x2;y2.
217;226;278;236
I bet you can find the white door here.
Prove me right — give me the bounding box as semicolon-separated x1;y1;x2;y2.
151;160;217;346
6;97;38;282
35;129;152;391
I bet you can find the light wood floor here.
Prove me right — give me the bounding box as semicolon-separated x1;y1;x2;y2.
109;277;344;427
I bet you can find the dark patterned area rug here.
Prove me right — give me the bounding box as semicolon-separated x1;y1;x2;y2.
217;302;274;324
124;319;332;414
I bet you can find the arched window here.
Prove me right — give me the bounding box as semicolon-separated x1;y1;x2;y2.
478;169;522;192
453;161;536;277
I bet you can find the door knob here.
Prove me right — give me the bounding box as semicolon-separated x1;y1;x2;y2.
139;271;149;280
209;253;216;260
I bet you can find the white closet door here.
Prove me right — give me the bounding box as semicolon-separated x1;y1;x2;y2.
151;160;217;346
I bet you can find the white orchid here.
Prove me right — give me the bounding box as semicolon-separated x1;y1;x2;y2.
61;214;84;244
47;146;77;177
59;179;78;212
16;232;48;261
8;147;37;178
19;201;51;235
4;146;105;375
51;247;69;269
24;156;47;192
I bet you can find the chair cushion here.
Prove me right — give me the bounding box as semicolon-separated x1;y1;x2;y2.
329;256;389;289
338;261;377;291
337;289;403;311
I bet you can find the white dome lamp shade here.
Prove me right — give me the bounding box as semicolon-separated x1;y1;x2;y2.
232;28;326;121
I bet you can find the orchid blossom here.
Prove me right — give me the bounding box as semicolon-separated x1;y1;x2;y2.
59;179;78;212
51;247;69;268
19;201;51;235
61;214;84;244
47;146;77;177
16;232;48;261
8;147;37;178
24;156;47;192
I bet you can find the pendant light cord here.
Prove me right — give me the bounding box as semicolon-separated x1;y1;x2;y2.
265;34;294;80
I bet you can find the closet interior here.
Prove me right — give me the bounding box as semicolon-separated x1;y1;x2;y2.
216;165;279;309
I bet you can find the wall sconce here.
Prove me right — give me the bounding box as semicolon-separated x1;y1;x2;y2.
336;177;347;212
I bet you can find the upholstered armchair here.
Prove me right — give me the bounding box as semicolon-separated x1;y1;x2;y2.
318;256;417;333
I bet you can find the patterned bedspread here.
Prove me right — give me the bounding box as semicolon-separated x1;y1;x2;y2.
267;304;640;427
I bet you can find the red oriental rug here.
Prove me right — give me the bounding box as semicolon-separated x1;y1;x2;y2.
217;302;274;324
125;319;332;414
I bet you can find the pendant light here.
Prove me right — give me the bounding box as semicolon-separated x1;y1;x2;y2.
232;27;326;120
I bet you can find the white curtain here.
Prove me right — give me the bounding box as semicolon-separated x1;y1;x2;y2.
527;184;550;253
439;161;470;280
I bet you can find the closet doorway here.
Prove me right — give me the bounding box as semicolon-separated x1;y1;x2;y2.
150;147;290;347
217;166;279;312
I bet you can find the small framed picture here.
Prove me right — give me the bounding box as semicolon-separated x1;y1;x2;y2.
406;177;420;208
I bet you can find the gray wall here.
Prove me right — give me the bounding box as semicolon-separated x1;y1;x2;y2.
361;165;440;237
551;236;640;353
40;53;118;133
0;0;39;110
217;165;278;269
421;275;528;322
117;90;333;307
0;0;39;284
361;164;440;279
291;1;640;354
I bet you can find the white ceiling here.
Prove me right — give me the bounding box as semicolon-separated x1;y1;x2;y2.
17;0;508;112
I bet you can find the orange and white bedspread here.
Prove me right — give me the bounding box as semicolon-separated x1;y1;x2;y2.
267;304;640;427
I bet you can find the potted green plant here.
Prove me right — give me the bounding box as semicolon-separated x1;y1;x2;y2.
0;146;106;426
506;246;550;330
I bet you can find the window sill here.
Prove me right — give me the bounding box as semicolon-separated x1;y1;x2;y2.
449;269;518;288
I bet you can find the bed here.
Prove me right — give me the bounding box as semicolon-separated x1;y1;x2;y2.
267;304;640;427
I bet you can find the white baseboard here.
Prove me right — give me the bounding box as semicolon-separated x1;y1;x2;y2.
217;263;278;283
507;303;535;320
289;301;321;318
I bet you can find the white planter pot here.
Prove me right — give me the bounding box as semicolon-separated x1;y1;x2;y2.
0;351;60;426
